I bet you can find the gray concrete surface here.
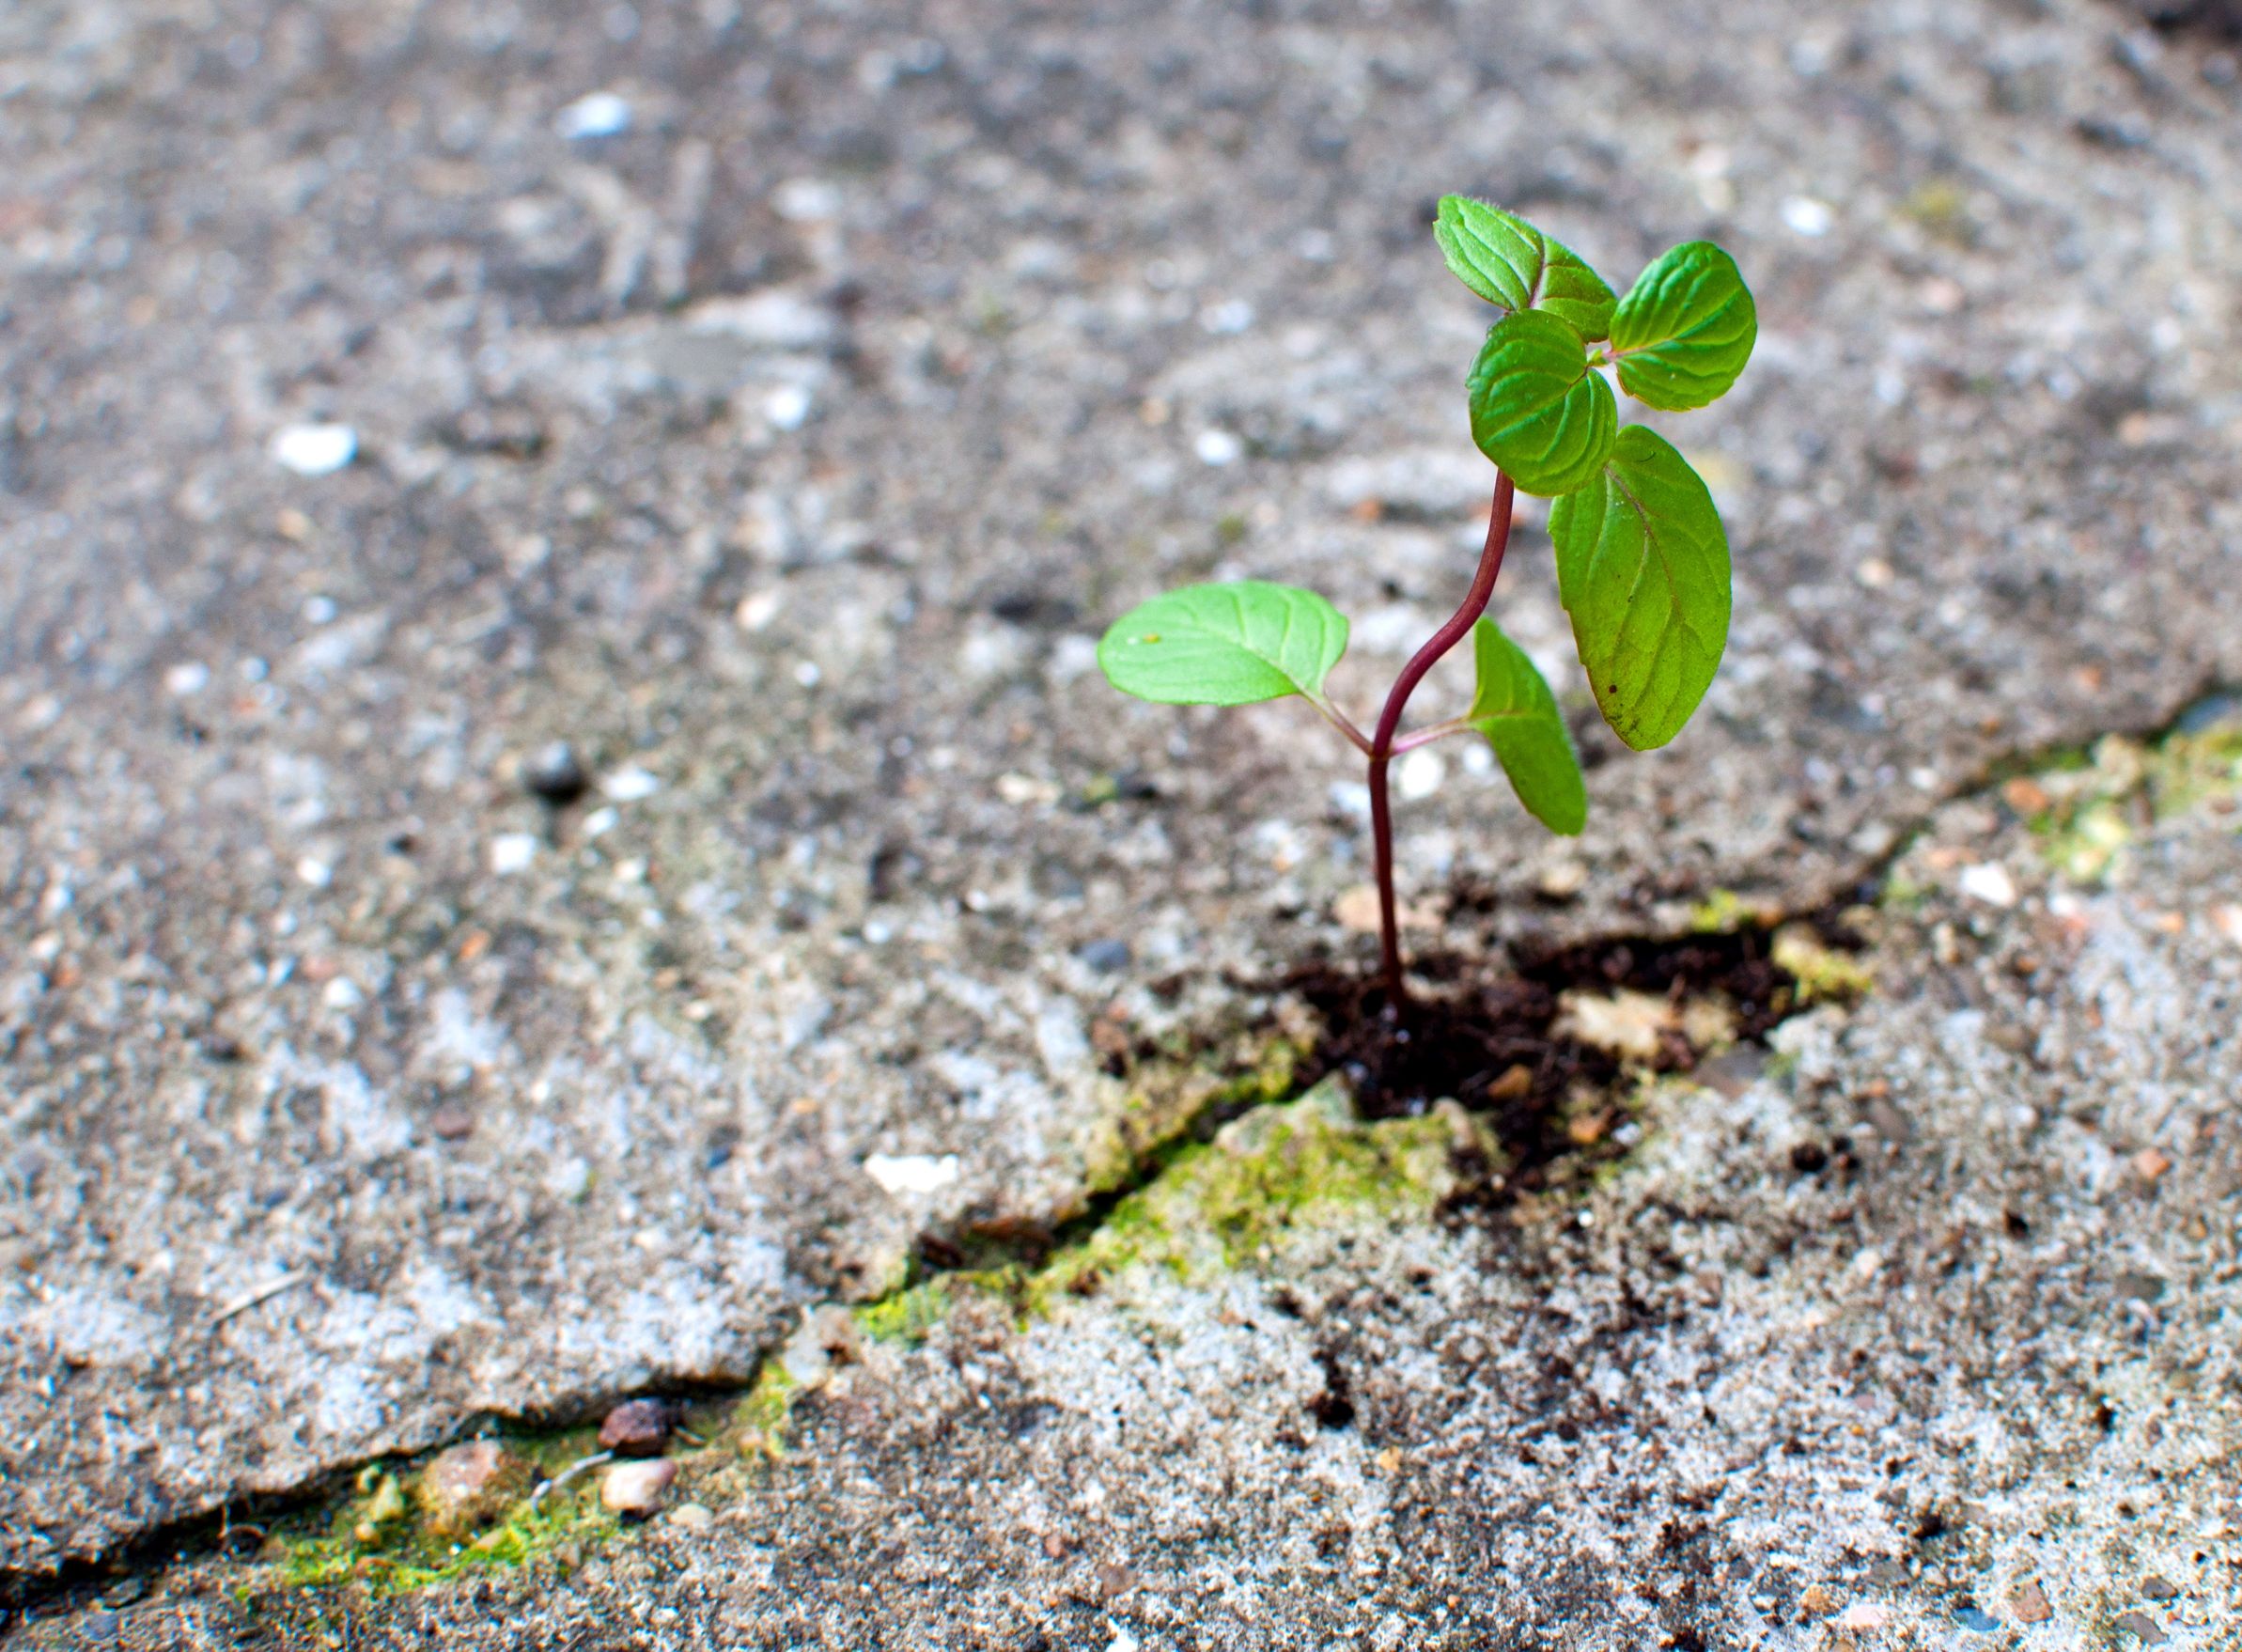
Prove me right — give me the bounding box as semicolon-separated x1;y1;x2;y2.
2;0;2240;1640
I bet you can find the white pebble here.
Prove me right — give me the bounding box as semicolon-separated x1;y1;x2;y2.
271;424;357;477
792;660;822;688
772;178;842;223
1200;298;1255;335
1396;748;1446;802
490;834;538;875
294;857;333;888
582;806;618;838
164;662;210;696
735;589;782;631
555;90;632;141
863;1153;960;1196
764;384;812;430
1780;195;1834;238
1194;429;1244;466
599;1458;676;1516
601;766;661;802
1958;862;2017;909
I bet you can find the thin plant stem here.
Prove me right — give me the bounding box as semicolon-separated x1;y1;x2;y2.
1306;694;1375;756
1387;715;1473;756
1366;475;1517;1010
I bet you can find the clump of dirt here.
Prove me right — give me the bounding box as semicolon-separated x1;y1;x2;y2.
1286;924;1819;1194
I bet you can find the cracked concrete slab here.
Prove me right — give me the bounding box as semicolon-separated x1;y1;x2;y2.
3;0;2241;1618
23;715;2242;1648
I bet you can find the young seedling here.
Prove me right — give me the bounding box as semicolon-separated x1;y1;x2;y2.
1098;196;1755;1011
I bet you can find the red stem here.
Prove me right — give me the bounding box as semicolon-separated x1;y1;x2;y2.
1367;475;1516;1010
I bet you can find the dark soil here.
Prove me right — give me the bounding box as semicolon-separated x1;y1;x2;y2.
1287;924;1816;1194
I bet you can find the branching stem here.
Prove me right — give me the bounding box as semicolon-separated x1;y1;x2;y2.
1306;694;1375;756
1365;475;1516;1011
1387;715;1473;756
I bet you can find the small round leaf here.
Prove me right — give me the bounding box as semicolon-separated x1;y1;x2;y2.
1098;582;1349;707
1467;310;1618;498
1610;242;1756;412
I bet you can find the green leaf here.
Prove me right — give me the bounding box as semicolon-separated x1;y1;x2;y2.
1548;427;1731;751
1433;196;1617;341
1466;310;1618;497
1466;619;1586;834
1609;242;1756;412
1098;581;1349;707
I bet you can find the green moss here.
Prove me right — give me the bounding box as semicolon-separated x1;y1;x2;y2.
261;1433;617;1597
852;1278;958;1347
1770;924;1874;1005
1076;1035;1302;1196
1687;889;1751;933
2017;725;2242;884
734;1356;802;1460
1033;1079;1458;1307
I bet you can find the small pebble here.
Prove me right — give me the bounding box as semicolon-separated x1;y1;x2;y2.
271;423;357;476
1953;1605;2001;1632
429;1104;475;1142
523;741;589;804
490;834;538;876
764;384;813;430
1074;938;1131;974
599;1457;677;1518
2114;1610;2166;1645
863;1152;960;1196
668;1502;714;1534
598;1398;675;1456
601;766;661;802
555;90;632;140
2010;1581;2053;1624
1536;859;1587;900
1781;195;1835;237
1395;747;1445;802
1837;1602;1892;1631
416;1441;534;1537
2141;1577;2179;1601
1958;863;2018;908
1194;429;1243;466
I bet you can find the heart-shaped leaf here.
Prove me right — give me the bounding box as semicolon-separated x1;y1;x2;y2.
1466;618;1586;834
1466;310;1617;498
1434;196;1616;342
1098;581;1349;706
1609;242;1756;412
1548;427;1731;750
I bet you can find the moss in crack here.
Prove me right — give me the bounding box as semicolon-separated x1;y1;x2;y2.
733;1356;803;1462
256;1426;618;1597
2001;709;2242;884
720;1078;1471;1459
1686;888;1772;934
1075;1031;1305;1198
1770;923;1875;1005
1031;1078;1469;1305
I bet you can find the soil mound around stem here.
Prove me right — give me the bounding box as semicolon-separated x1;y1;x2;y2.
1285;924;1826;1195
